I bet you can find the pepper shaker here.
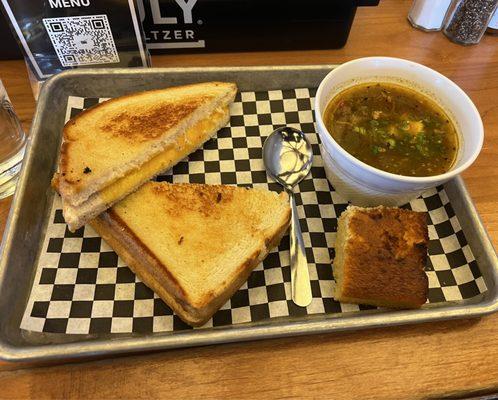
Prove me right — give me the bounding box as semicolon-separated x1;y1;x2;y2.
408;0;452;31
443;0;498;44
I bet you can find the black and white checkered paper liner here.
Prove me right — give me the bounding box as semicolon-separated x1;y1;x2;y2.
20;89;487;334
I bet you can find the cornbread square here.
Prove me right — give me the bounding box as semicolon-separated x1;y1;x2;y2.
333;206;429;309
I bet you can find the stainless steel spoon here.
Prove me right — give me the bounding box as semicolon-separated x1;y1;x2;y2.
263;126;313;307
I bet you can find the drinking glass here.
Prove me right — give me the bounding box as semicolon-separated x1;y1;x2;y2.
0;80;26;199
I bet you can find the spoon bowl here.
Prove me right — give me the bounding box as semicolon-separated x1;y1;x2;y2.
263;127;313;189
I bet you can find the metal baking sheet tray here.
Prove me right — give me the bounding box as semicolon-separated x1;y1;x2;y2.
1;66;497;362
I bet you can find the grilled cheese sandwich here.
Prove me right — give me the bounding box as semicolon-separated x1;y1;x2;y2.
53;82;237;230
91;182;291;327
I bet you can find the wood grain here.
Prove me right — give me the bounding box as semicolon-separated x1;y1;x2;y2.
1;0;498;398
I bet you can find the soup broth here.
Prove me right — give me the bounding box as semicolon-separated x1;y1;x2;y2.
324;82;459;177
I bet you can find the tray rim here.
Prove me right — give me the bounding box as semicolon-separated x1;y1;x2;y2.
1;65;498;362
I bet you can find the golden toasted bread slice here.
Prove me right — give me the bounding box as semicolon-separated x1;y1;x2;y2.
91;182;291;327
333;205;428;309
54;82;237;231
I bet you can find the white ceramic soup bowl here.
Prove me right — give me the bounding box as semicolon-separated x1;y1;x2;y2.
314;57;484;206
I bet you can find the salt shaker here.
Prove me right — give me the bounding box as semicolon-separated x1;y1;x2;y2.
408;0;452;31
443;0;498;45
487;7;498;34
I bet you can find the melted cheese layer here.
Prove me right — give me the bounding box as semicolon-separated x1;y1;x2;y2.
99;106;228;204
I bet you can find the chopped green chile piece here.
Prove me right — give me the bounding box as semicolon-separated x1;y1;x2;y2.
324;82;459;177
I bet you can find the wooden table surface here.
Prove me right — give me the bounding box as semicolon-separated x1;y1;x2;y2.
1;1;498;398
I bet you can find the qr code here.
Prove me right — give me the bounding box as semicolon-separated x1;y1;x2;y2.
43;15;120;67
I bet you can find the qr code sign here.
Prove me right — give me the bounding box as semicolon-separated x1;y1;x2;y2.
43;15;119;67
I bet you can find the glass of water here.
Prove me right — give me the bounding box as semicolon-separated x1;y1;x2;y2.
0;80;26;199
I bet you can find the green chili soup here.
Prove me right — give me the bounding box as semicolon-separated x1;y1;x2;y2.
324;82;459;177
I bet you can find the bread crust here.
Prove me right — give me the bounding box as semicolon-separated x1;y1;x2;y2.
90;184;291;327
333;206;429;309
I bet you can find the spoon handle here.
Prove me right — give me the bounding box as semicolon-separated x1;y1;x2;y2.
288;190;312;307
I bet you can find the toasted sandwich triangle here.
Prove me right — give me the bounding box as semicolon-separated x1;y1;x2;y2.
91;182;291;327
54;81;237;231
